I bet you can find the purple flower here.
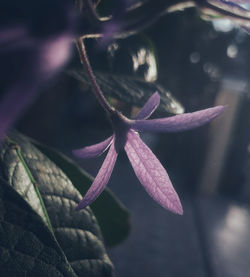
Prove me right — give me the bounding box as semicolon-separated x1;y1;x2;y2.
0;0;77;141
73;92;225;214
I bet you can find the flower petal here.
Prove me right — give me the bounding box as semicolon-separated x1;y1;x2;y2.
134;92;160;120
76;141;118;210
124;131;183;214
73;136;113;159
131;105;225;133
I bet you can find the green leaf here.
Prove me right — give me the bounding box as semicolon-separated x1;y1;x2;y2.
29;136;131;247
0;132;114;276
68;68;184;115
0;177;77;277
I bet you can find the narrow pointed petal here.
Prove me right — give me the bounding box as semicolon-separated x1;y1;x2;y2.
131;105;225;133
73;136;113;159
134;92;160;120
124;131;183;214
76;142;118;210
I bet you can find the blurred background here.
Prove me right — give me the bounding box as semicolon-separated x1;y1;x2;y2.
15;6;250;277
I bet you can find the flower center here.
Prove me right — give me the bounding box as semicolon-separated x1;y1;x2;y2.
109;111;130;151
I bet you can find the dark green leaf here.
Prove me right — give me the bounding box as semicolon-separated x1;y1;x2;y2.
29;137;131;247
0;132;114;276
0;177;76;277
68;68;184;115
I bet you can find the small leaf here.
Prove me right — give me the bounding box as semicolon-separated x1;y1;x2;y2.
0;132;114;276
68;68;184;115
29;135;131;247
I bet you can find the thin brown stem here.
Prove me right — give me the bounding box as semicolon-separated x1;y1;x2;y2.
76;38;114;114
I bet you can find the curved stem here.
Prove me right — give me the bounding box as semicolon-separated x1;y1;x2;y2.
77;0;194;38
120;0;194;37
76;38;114;114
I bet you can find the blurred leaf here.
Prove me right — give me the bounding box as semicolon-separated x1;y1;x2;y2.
68;68;184;115
106;35;159;82
0;132;113;276
29;136;131;247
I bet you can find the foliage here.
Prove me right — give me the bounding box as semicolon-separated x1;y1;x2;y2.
0;132;114;276
0;0;249;276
